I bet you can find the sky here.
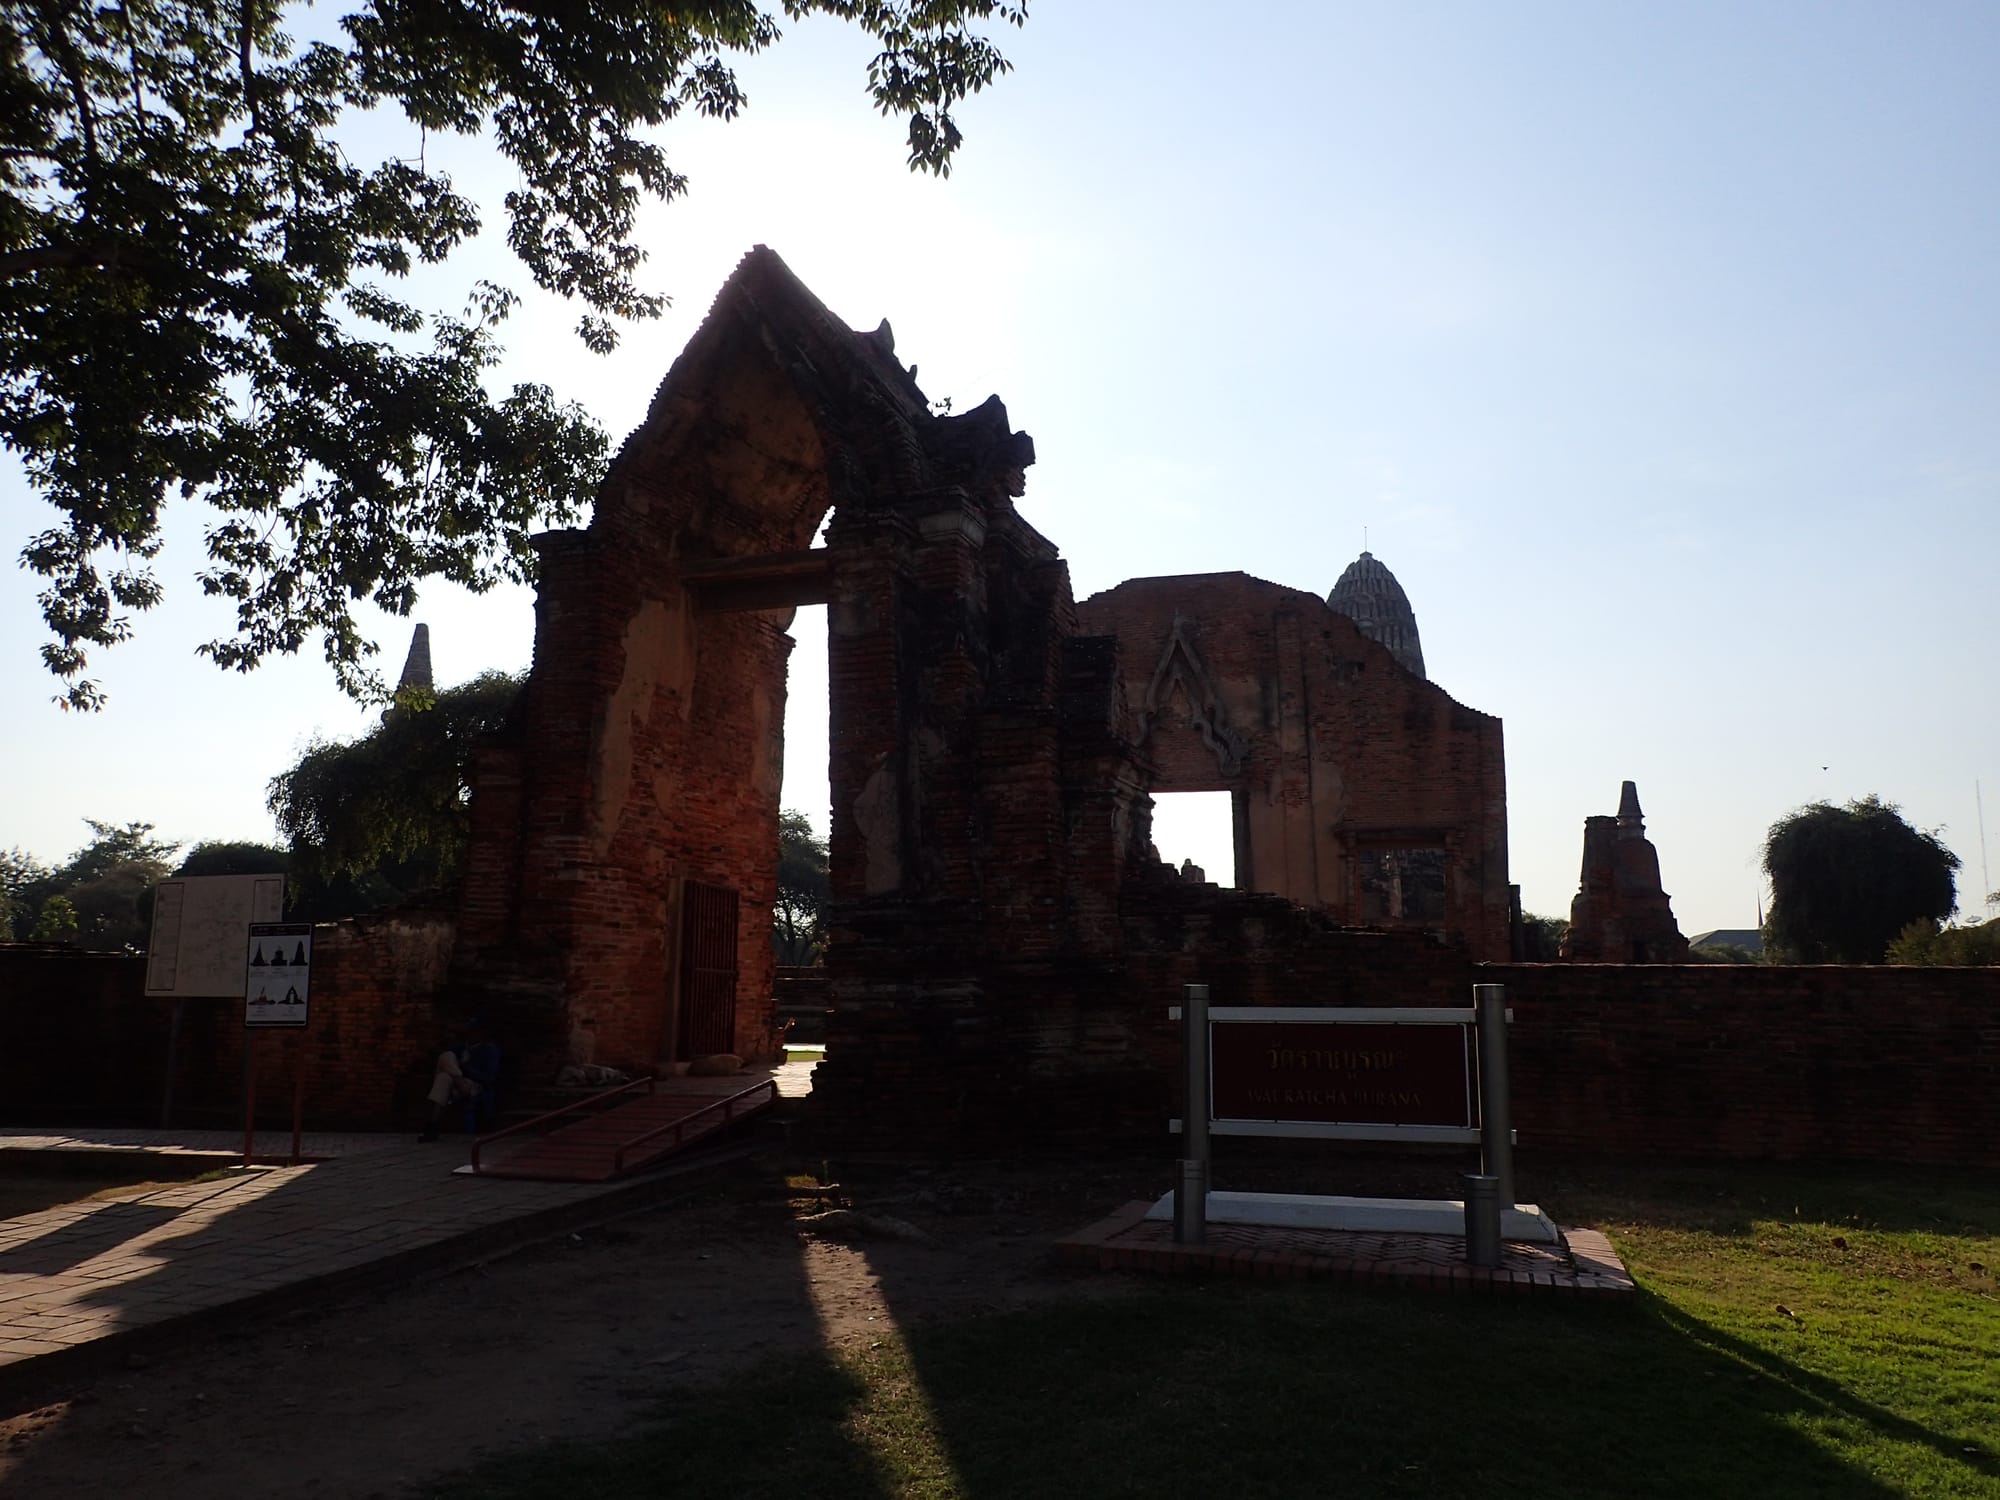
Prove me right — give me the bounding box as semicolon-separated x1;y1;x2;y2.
4;1;1998;937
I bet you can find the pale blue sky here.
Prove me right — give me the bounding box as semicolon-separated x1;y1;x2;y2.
4;2;1997;935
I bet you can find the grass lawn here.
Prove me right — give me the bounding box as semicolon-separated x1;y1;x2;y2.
426;1163;2000;1499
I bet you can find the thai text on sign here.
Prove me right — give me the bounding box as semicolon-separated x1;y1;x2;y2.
1209;1019;1473;1129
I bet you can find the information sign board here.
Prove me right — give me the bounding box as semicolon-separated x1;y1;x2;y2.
146;875;285;997
244;923;312;1028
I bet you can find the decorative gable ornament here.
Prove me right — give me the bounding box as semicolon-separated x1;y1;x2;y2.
1138;613;1248;777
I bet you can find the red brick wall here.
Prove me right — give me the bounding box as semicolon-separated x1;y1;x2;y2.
1495;963;2000;1167
814;856;2000;1168
148;912;457;1131
0;916;456;1131
8;935;2000;1161
0;947;157;1121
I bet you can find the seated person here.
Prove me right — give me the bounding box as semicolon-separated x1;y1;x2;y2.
418;1041;478;1142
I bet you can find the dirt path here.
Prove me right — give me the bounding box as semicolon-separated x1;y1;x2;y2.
0;1158;1155;1500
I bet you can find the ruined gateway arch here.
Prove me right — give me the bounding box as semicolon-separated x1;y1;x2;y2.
447;247;1509;1145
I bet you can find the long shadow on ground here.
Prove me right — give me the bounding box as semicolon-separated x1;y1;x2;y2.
422;1153;2000;1500
424;1274;1914;1500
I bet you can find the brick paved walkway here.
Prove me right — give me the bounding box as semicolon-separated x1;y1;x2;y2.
0;1061;817;1382
0;1126;403;1160
0;1139;638;1374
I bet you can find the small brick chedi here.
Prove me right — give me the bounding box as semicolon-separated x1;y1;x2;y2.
447;248;1511;1142
1560;781;1690;963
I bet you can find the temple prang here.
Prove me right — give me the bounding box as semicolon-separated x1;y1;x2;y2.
438;247;1512;1144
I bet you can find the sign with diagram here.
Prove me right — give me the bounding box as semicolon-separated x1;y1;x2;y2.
244;923;313;1028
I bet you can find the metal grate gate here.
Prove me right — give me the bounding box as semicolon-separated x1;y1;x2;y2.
676;881;740;1059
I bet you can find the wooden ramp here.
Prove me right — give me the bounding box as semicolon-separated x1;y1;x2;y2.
467;1078;776;1183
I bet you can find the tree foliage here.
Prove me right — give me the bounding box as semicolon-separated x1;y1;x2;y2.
775;807;829;964
1;818;179;948
267;669;522;908
1517;912;1566;962
4;0;1027;709
28;892;77;941
1885;917;2000;967
1688;941;1761;965
176;839;290;878
1762;796;1959;964
0;846;55;939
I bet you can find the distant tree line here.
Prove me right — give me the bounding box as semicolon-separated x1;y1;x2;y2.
6;669;832;959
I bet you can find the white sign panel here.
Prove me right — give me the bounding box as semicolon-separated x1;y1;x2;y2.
146;875;286;997
245;923;313;1028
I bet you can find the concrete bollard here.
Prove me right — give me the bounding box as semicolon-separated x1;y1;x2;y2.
1175;1156;1208;1245
1463;1173;1502;1268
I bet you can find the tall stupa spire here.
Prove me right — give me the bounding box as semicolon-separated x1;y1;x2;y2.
384;623;434;722
1327;552;1426;679
396;622;433;695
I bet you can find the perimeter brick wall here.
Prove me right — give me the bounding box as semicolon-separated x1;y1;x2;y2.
0;947;155;1121
3;940;1997;1161
0;913;455;1132
1493;962;2000;1168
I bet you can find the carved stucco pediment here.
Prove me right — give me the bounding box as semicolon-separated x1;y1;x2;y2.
1138;613;1248;778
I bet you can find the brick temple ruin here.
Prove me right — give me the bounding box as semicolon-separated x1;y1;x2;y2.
8;247;2000;1162
439;246;1510;1143
1561;781;1690;963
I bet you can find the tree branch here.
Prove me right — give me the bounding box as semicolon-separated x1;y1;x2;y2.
0;241;152;277
51;23;99;171
120;2;146;128
239;0;261;136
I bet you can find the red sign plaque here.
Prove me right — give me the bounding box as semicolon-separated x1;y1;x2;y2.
1209;1020;1474;1129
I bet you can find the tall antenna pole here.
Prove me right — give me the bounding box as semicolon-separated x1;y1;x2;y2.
1979;779;1993;915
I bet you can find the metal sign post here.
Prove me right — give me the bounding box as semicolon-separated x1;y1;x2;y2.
1174;983;1211;1244
290;1044;307;1166
242;1041;256;1170
1473;983;1514;1208
243;923;314;1168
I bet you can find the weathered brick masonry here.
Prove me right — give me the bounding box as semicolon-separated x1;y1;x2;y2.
1078;574;1509;959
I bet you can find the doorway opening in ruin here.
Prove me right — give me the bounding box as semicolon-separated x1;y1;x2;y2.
774;601;832;968
1151;790;1238;886
777;530;834;860
663;574;836;1065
